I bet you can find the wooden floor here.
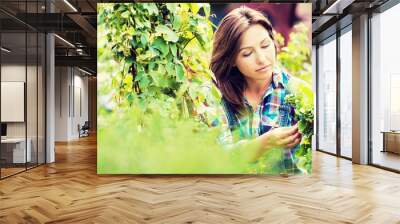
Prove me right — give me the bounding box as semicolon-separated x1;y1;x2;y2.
1;135;400;223
1;167;26;178
1;163;44;178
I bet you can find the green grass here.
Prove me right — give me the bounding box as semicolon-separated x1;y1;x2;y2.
97;109;291;174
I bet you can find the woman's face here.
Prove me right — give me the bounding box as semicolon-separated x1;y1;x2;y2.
234;24;276;83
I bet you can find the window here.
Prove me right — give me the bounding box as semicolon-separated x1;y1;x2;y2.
317;36;337;154
339;27;352;158
371;3;400;171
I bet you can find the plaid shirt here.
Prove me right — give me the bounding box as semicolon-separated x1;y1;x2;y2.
213;69;301;174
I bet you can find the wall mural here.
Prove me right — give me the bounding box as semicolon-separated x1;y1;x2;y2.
97;3;313;175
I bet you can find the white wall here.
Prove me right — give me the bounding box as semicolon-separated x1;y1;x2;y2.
55;66;89;141
1;63;45;164
1;65;25;165
55;66;69;141
1;65;25;81
1;65;27;138
72;72;89;138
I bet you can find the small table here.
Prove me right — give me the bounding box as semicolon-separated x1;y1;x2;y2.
381;131;400;154
1;138;31;163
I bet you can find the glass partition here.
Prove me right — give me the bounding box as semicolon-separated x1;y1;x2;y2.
317;35;337;155
0;0;46;179
339;27;352;158
1;30;27;177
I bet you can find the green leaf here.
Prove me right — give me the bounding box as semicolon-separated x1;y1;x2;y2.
157;63;166;75
175;82;188;97
149;61;156;71
135;72;143;82
126;92;134;104
202;4;210;19
143;19;151;29
140;35;148;46
211;85;221;100
152;37;169;57
134;64;145;82
170;44;177;57
136;49;156;63
194;32;205;50
175;62;185;81
134;17;144;28
121;10;130;19
189;17;198;27
158;76;168;88
139;75;150;88
172;15;182;30
197;91;205;103
166;4;178;13
189;3;200;14
155;25;179;43
123;74;133;85
130;38;137;47
166;63;175;77
125;56;134;67
127;27;135;36
142;3;159;15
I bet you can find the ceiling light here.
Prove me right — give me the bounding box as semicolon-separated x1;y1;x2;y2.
1;47;11;53
322;0;355;15
323;0;341;14
78;67;92;76
54;34;75;48
63;0;78;12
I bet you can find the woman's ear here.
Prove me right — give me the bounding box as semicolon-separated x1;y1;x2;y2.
273;40;280;54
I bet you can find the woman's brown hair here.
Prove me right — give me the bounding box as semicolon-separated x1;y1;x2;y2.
211;6;276;114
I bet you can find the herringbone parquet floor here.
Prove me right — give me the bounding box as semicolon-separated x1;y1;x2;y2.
1;135;400;223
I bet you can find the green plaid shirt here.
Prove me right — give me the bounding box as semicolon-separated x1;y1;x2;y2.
213;69;301;174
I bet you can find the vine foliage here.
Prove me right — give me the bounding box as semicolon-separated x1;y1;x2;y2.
98;3;220;124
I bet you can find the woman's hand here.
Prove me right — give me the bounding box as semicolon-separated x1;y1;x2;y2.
261;124;302;150
240;124;302;163
247;124;301;162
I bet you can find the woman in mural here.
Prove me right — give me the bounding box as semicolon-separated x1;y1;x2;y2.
211;6;301;172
